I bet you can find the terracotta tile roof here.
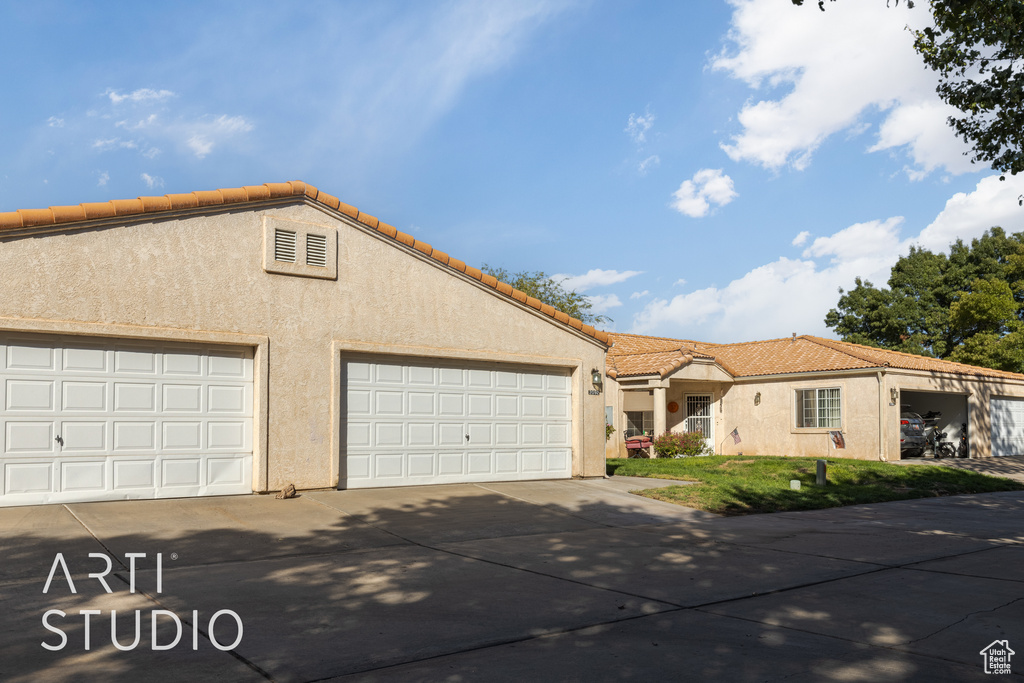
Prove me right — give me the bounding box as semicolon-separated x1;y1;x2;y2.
608;332;1024;381
0;180;607;345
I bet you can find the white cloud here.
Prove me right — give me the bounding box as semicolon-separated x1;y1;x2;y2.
916;174;1024;252
638;155;660;176
47;116;64;128
625;109;655;144
632;218;907;341
587;294;623;315
714;0;973;178
106;88;175;105
183;115;254;159
92;138;138;151
96;171;109;187
551;268;643;292
671;169;737;218
674;279;687;287
187;136;213;158
140;173;164;189
630;290;650;300
791;230;810;247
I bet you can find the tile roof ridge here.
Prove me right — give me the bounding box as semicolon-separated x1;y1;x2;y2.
609;332;718;346
0;180;608;346
802;336;885;366
806;335;1024;380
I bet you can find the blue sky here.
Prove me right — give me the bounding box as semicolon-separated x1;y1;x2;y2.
4;0;1024;343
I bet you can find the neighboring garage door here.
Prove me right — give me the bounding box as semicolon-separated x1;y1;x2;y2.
0;334;254;506
992;397;1024;456
344;358;572;488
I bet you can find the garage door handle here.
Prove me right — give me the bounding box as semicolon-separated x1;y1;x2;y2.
465;434;470;442
55;435;64;447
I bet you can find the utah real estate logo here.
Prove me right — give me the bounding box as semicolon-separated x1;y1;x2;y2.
980;640;1014;675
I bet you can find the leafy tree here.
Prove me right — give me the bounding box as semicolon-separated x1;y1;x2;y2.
480;264;611;325
793;0;1024;179
825;228;1024;372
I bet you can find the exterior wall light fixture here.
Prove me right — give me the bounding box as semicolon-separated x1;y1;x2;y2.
591;368;603;389
890;388;898;405
754;392;761;406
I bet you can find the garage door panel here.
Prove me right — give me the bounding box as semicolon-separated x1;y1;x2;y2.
114;422;157;450
344;358;572;488
163;459;201;487
0;335;254;505
6;462;53;494
408;366;435;385
208;384;247;413
61;422;107;451
164;384;202;412
407;392;435;415
7;380;55;411
438;394;464;416
207;353;248;379
114;383;156;411
62;460;106;491
114;349;157;374
163;422;202;450
113;460;155;489
163;350;203;376
63;382;107;411
6;422;54;453
7;344;56;371
407;423;435;446
63;347;107;373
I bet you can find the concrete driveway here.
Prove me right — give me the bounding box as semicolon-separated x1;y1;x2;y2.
2;477;1022;682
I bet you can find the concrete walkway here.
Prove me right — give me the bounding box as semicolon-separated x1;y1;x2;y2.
897;454;1024;483
1;477;1022;681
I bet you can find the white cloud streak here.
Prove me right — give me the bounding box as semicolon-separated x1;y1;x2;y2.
106;88;175;105
140;173;164;189
791;230;810;247
671;169;737;218
551;269;643;292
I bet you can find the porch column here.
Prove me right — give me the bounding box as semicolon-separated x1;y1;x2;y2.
653;386;667;437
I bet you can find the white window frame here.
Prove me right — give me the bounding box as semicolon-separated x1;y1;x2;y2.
795;387;842;430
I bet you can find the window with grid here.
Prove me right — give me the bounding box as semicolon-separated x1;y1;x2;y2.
624;411;653;438
796;388;841;428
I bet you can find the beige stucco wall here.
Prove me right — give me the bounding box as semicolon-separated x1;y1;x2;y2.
0;201;608;490
717;374;883;460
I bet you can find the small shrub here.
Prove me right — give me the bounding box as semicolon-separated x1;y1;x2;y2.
606;424;616;442
652;431;711;458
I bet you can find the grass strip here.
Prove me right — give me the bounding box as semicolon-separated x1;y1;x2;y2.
607;456;1024;515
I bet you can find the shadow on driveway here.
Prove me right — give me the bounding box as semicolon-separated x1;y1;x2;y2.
1;480;1021;681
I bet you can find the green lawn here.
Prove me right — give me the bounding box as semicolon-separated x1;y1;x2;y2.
607;456;1024;515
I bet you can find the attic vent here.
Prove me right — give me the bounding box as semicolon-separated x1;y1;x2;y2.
306;233;327;267
274;229;297;263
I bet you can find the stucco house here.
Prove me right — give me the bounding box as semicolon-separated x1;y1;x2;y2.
0;181;608;507
604;332;1024;461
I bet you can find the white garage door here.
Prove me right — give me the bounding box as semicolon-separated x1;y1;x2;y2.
344;358;572;488
0;334;254;506
992;397;1024;456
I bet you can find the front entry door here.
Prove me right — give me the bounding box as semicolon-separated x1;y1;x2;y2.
684;394;714;452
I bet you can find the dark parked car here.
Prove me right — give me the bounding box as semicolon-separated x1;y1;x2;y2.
900;411;927;457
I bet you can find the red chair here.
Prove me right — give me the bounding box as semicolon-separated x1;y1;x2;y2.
625;436;653;458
